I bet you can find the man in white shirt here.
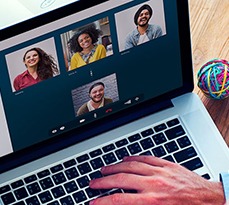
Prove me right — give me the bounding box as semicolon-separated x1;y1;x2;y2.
125;4;163;49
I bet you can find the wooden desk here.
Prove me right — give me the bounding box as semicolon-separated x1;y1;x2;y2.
188;0;229;144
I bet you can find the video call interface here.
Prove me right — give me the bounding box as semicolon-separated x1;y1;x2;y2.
0;0;183;156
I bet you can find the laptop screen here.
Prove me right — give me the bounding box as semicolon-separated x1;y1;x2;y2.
0;0;80;30
0;0;193;171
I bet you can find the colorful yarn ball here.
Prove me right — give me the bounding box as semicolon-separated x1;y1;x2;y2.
197;59;229;100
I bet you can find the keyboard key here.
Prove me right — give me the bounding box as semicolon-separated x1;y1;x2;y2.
90;157;104;170
77;176;90;188
141;128;154;137
109;189;123;194
24;175;37;184
177;136;191;148
40;177;54;190
115;147;129;160
52;173;67;185
174;147;197;163
140;150;152;156
25;196;40;205
152;146;166;157
154;123;167;132
11;180;24;189
163;155;175;162
164;141;179;153
14;187;28;200
27;182;41;195
51;164;64;173
100;188;112;195
38;190;53;203
63;159;76;168
89;149;103;158
128;133;141;142
85;187;100;198
14;201;25;205
123;189;138;193
48;201;60;205
1;192;16;205
73;190;87;203
152;133;167;145
77;162;92;175
76;154;89;163
65;167;79;180
60;196;74;205
181;157;203;171
140;137;154;150
128;142;142;155
89;171;103;180
64;181;78;193
166;118;180;127
115;139;128;148
51;186;66;198
202;173;211;180
37;169;51;179
102;144;115;153
102;153;117;165
0;185;11;194
165;125;185;140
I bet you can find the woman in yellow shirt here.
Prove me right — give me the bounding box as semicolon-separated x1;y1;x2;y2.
69;24;106;70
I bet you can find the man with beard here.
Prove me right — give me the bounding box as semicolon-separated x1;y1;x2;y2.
77;82;113;116
125;4;163;49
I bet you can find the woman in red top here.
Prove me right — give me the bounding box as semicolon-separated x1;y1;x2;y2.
13;47;58;91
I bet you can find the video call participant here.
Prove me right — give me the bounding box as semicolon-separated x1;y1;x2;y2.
125;4;163;49
13;47;58;91
77;82;113;116
69;24;106;70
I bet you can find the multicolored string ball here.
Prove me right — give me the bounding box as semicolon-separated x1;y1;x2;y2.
197;59;229;100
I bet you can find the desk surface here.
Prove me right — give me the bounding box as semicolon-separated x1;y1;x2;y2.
189;0;229;144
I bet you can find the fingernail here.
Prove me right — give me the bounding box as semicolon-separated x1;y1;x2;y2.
90;200;95;205
123;156;129;161
89;180;94;187
100;166;106;172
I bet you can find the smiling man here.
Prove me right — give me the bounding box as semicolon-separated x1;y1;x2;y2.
125;4;163;49
77;82;113;116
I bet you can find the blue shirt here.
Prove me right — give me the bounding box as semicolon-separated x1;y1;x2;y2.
125;24;163;49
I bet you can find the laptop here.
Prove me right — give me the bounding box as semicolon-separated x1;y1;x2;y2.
1;0;229;204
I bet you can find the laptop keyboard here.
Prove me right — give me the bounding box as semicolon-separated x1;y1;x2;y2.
0;117;210;205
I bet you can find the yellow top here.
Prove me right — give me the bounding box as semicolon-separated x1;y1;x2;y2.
70;44;106;70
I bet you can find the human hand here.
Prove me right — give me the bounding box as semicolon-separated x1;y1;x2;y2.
89;156;225;205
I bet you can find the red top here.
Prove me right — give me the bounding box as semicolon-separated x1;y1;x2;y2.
13;70;41;91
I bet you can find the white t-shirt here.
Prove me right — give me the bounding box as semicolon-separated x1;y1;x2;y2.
138;33;150;45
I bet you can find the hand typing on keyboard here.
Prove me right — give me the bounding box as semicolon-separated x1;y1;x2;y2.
89;156;225;205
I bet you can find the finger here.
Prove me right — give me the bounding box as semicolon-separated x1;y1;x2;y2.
90;173;147;191
100;160;162;176
90;192;151;205
123;155;175;167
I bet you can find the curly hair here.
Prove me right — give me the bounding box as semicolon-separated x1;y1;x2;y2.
69;23;103;53
23;47;59;80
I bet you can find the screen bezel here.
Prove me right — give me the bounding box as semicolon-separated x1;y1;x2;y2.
0;0;194;173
